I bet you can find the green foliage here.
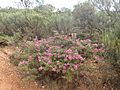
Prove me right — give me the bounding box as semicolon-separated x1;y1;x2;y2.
0;33;13;46
73;1;96;33
101;30;120;64
48;9;73;34
1;9;50;38
0;6;73;40
11;35;105;85
0;1;120;89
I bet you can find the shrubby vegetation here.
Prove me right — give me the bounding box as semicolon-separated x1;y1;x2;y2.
10;34;106;89
0;0;120;89
14;35;105;80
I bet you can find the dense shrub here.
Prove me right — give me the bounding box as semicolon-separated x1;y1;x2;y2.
11;35;105;83
0;7;74;40
0;9;54;40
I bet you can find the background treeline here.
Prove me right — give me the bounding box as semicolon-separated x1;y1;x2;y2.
0;0;120;65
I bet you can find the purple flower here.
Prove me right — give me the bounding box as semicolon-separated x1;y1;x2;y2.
93;48;99;53
47;61;52;64
92;44;98;47
43;57;50;61
46;49;51;53
28;55;33;61
74;55;85;61
38;66;43;71
84;39;91;43
38;56;41;62
65;49;73;54
19;61;28;66
58;55;62;59
65;55;71;61
73;64;79;70
46;53;53;57
63;63;70;70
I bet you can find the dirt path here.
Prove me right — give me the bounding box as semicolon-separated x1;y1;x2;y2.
0;47;42;90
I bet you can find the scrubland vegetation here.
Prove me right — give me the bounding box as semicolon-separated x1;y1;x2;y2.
0;0;120;90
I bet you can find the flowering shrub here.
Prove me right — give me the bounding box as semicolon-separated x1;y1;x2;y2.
18;35;105;82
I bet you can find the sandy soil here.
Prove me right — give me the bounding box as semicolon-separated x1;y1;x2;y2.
0;47;42;90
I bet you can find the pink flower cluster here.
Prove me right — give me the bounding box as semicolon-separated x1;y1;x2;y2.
19;34;106;80
19;61;28;66
93;48;105;53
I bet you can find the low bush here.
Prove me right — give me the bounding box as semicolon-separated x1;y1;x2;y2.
11;35;106;86
0;33;12;46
